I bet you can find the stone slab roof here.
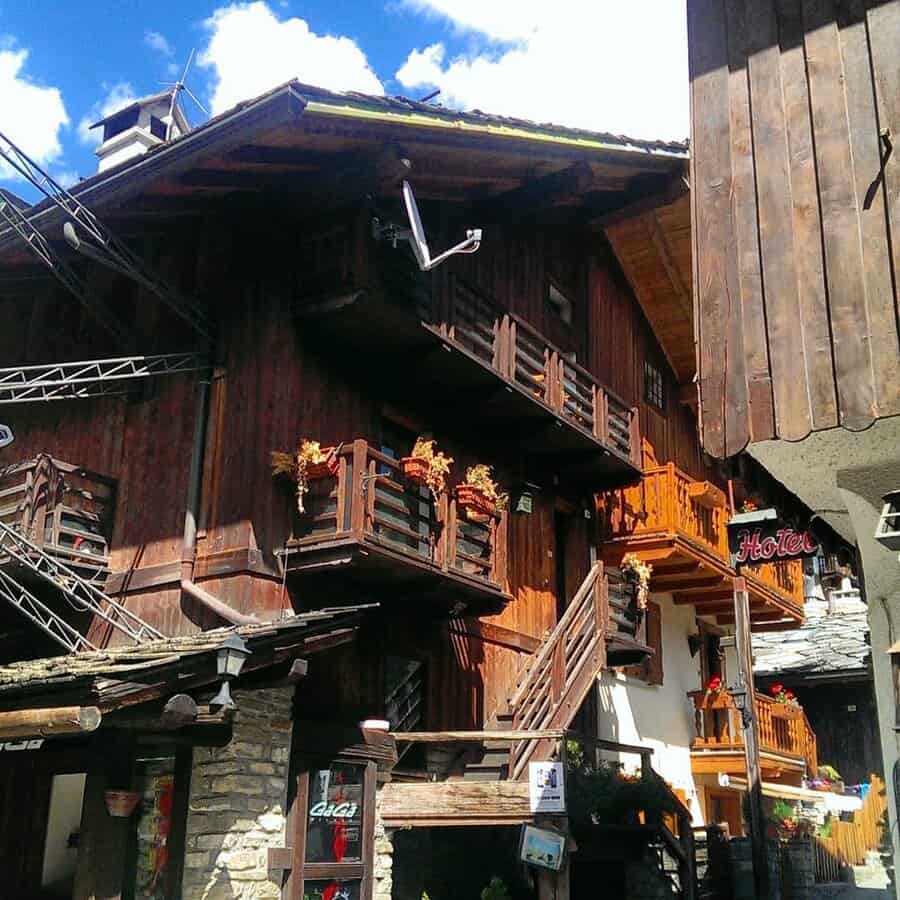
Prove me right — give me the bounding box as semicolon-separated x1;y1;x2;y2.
753;593;870;677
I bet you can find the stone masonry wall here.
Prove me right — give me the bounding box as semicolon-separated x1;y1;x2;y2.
181;687;294;899
374;785;394;900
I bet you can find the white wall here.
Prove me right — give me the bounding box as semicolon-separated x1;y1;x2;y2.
596;593;706;823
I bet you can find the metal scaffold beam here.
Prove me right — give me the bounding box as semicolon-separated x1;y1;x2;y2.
0;569;96;653
0;129;211;339
0;522;164;645
0;352;209;404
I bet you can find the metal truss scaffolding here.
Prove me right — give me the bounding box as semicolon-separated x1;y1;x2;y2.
0;352;209;404
0;522;164;645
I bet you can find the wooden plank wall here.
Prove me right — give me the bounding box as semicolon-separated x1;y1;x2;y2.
688;0;900;457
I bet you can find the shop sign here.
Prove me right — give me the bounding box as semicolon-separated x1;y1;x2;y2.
0;738;45;752
528;761;565;813
728;509;818;564
519;825;566;872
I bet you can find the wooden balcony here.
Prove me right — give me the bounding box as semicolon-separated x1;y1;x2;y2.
598;463;804;628
280;440;510;612
297;261;641;487
688;690;818;784
0;455;114;584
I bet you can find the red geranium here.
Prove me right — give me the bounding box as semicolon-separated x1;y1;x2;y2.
706;675;723;693
770;683;784;696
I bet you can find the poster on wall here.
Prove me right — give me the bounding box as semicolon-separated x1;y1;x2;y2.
528;761;565;814
519;825;566;871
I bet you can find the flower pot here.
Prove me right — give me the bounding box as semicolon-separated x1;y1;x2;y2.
305;448;338;480
455;484;496;517
400;456;431;485
687;480;727;509
104;789;141;818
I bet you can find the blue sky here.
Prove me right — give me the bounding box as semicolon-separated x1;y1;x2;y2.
0;1;689;199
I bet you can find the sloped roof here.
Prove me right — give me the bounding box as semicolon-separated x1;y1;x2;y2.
752;593;870;678
0;604;374;709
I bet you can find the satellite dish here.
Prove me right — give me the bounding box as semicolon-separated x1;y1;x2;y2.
0;424;13;449
373;181;482;272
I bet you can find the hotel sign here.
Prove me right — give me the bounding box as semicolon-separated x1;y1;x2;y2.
728;508;818;564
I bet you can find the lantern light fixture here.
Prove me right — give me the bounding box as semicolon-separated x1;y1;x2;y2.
210;633;252;711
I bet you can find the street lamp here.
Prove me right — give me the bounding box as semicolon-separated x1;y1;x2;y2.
729;683;753;729
210;633;252;711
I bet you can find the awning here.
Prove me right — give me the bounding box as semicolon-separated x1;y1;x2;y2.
720;775;862;813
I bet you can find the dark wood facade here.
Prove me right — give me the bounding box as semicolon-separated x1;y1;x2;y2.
688;0;900;457
0;85;703;743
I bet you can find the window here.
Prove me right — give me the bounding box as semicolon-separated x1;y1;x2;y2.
644;361;665;410
150;116;168;141
624;600;663;685
288;758;376;900
546;281;574;326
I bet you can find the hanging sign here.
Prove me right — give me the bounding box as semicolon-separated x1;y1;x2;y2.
528;760;565;813
728;508;818;564
519;825;566;871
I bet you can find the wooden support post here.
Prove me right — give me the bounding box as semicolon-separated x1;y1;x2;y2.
0;705;101;739
734;576;769;898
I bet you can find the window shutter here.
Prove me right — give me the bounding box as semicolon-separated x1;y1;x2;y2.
646;601;664;685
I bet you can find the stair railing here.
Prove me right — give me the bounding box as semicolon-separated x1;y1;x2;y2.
508;562;607;780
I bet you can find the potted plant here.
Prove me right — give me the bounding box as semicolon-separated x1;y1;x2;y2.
104;788;142;818
271;439;339;513
455;464;507;519
401;438;453;500
769;683;800;706
621;552;653;610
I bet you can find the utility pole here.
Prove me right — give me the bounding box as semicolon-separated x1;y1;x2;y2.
733;575;769;898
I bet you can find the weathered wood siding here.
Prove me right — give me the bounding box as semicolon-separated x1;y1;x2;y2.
689;0;900;456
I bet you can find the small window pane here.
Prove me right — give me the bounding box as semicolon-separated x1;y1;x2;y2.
306;764;365;863
303;879;362;900
644;361;665;410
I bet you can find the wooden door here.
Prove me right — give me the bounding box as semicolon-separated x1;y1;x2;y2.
706;788;743;838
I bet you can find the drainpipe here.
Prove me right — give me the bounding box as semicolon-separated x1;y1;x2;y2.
181;375;259;626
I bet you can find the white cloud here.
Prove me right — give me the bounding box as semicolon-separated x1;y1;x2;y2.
396;0;689;142
77;82;138;146
145;30;173;57
0;46;68;179
199;1;383;115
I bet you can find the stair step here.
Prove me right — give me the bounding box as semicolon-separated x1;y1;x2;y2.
479;750;511;766
456;764;508;782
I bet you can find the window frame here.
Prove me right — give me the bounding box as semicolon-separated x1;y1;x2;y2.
545;277;575;327
286;756;377;900
643;359;666;411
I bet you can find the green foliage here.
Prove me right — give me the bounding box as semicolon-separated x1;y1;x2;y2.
770;799;796;823
566;757;678;832
818;764;842;783
817;816;834;839
481;877;510;900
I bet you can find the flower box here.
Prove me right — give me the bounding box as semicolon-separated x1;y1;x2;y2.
104;789;141;818
400;456;431;485
455;484;496;517
687;480;727;509
304;447;338;480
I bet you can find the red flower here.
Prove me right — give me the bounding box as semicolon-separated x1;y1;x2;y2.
770;683;783;696
785;690;796;700
706;676;722;692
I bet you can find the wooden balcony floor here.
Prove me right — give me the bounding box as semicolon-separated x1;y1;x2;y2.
296;289;641;488
281;532;510;614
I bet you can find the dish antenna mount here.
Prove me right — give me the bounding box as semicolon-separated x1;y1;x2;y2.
373;181;482;271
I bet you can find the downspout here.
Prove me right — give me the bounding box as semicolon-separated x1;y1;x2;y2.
181;375;259;626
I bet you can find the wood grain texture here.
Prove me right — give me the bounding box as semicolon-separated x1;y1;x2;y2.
688;0;900;454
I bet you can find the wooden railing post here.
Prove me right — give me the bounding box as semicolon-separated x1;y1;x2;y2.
435;490;450;571
551;639;565;703
629;405;641;467
350;439;368;539
595;386;609;443
594;562;608;637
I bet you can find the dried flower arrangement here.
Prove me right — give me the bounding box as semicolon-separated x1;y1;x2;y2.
271;440;337;513
401;438;453;499
621;552;653;610
456;464;508;517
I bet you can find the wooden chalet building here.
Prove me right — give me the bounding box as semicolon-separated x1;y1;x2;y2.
0;79;817;899
685;0;900;882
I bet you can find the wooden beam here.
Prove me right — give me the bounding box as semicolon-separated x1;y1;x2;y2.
646;207;693;319
392;729;565;743
653;574;725;591
0;705;101;739
380;780;533;828
592;172;688;228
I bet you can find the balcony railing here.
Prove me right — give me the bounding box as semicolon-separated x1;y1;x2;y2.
0;454;114;584
282;440;509;608
688;690;818;774
600;463;804;613
428;275;641;466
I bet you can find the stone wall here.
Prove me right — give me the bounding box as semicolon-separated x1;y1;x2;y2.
374;785;394;900
181;687;294;899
